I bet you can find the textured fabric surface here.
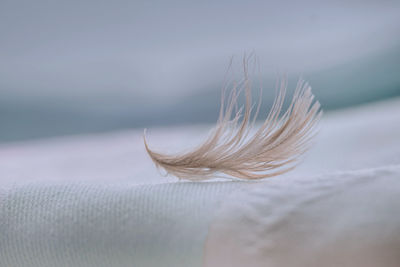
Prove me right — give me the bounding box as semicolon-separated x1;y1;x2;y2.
0;182;240;267
1;166;400;267
205;165;400;267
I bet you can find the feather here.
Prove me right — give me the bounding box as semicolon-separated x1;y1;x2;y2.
143;57;322;180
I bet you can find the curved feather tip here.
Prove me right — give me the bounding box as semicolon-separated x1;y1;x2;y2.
143;58;322;180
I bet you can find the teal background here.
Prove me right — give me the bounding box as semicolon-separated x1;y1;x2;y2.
0;0;399;142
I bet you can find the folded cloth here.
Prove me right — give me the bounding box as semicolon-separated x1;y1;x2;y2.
1;165;400;267
204;165;400;267
1;98;400;267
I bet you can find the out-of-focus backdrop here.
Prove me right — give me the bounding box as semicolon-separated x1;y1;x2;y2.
1;0;400;143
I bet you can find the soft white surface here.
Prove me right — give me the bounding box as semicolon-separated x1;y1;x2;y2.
0;182;240;267
1;98;400;267
205;165;400;267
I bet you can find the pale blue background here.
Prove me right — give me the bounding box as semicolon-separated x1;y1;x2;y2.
1;0;399;142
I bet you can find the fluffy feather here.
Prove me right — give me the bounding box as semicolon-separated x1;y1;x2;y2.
144;58;322;180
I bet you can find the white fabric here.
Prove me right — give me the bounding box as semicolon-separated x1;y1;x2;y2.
1;97;400;266
0;182;240;267
205;165;400;267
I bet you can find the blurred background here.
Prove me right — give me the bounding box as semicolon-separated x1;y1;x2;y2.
1;0;400;143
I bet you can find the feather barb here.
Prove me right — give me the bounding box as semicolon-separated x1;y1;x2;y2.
143;58;322;180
